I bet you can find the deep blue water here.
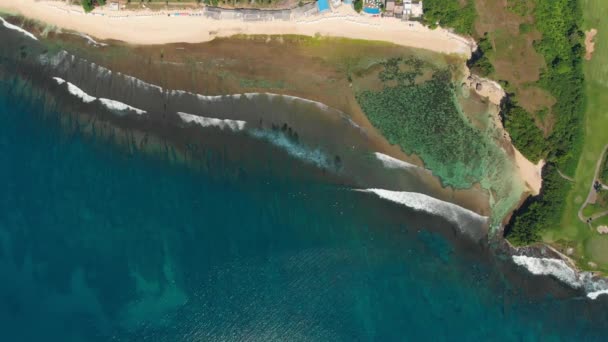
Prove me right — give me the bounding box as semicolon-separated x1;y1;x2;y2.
1;77;608;341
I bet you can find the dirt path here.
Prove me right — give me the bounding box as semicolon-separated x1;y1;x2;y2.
557;169;575;182
578;144;608;224
585;28;598;61
591;210;608;220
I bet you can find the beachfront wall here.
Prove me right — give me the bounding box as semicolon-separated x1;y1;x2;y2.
203;3;318;21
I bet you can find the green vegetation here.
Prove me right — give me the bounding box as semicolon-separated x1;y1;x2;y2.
468;34;494;77
81;0;105;12
601;153;608;184
356;57;523;223
550;0;608;271
353;0;363;13
504;0;585;245
506;0;531;16
519;23;533;34
535;0;585;174
422;0;476;35
502;104;546;162
357;59;487;189
506;165;572;245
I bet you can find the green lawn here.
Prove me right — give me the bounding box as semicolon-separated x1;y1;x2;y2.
544;0;608;271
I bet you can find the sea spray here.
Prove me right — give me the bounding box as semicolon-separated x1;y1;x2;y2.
177;112;246;131
358;188;488;240
355;59;526;228
52;76;146;115
249;129;331;169
512;255;608;300
374;152;426;171
53;77;96;103
98;98;146;115
0;16;37;41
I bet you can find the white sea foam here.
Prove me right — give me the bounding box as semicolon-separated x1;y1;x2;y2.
173;90;335;110
512;255;608;300
119;72;163;93
0;16;38;40
249;129;330;169
39;50;73;70
171;89;228;102
52;77;66;85
374;152;424;171
283;94;328;110
53;77;96;103
359;188;488;239
67;84;97;103
53;76;145;114
177;112;246;131
43;50;163;94
77;33;108;47
512;255;580;287
99;98;146;115
587;289;608;300
41;52;346;118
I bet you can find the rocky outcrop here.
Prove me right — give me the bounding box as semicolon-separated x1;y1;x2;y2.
462;72;506;106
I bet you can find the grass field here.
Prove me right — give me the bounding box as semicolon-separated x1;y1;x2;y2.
474;0;555;129
543;0;608;271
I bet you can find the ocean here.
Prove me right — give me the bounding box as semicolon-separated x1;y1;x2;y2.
1;19;608;342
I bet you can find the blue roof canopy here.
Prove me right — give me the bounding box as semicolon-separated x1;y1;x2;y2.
318;0;330;12
363;7;381;14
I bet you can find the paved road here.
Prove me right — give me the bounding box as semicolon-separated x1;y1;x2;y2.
578;144;608;225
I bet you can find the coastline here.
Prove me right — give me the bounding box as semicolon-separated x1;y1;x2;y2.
0;6;534;231
461;69;544;197
5;4;608;296
0;0;473;56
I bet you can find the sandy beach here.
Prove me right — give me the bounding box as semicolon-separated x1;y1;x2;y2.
514;148;544;196
0;0;472;56
1;0;544;214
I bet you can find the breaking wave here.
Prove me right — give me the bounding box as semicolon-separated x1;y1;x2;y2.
359;188;488;240
249;129;330;169
177;112;246;131
74;33;108;47
512;255;608;300
374;152;425;171
52;76;146;115
0;16;37;41
98;98;146;115
42;51;163;94
52;77;96;103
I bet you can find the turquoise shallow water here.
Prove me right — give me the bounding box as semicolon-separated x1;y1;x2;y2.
1;74;608;342
0;21;608;339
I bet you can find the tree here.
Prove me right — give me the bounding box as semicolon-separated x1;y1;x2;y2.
353;0;363;13
81;0;94;12
81;0;106;13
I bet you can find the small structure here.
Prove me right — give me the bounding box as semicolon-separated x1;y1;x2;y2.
404;0;423;18
318;0;330;13
385;0;395;16
394;4;403;18
108;1;119;11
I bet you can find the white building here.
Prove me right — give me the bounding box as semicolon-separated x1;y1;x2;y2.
404;0;423;18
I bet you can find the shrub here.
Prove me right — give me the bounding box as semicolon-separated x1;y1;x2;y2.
422;0;476;35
